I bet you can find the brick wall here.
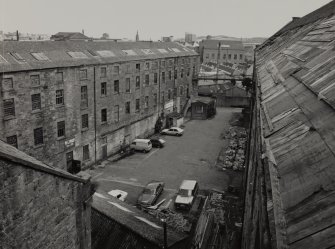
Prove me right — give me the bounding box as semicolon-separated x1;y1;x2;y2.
0;158;92;249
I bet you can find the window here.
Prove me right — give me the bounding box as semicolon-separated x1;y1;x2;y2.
82;114;89;129
56;72;63;83
168;89;171;100
135;98;140;112
154;93;157;106
205;54;209;59
101;67;107;78
196;105;203;113
153;61;158;69
181;58;184;64
113;65;119;74
83;145;90;161
193;66;196;76
174;69;178;79
223;54;226;60
80;69;87;80
6;135;17;148
181;69;184;78
125;64;131;73
234;54;237;60
240;54;243;60
162;72;165;83
101;109;107;123
31;93;41;110
145;62;150;70
56;89;64;105
169;59;173;66
2;78;13;90
212;53;215;59
174;87;177;97
114;105;119;122
168;71;172;80
144;96;149;109
114;80;119;93
4;98;15;117
228;54;231;60
154;73;158;84
145;74;149;86
136;63;140;71
162;91;165;104
161;61;166;67
125;101;130;114
34;127;44;146
136;76;140;88
180;86;184;96
187;68;190;77
81;86;88;107
126;78;131;92
30;75;40;86
57;121;65;138
101;82;107;96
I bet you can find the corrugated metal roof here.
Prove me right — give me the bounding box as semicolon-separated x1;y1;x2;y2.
256;6;335;249
0;40;198;73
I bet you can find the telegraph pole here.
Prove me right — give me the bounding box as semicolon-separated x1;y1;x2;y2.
216;42;221;84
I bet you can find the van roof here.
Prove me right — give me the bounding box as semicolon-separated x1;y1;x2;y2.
179;180;197;190
133;139;151;142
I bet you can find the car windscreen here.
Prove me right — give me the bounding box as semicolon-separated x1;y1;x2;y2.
178;189;190;196
143;188;154;194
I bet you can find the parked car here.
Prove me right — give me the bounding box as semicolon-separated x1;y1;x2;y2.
150;137;166;148
174;180;199;210
130;139;152;153
137;181;165;208
161;127;184;136
108;189;128;202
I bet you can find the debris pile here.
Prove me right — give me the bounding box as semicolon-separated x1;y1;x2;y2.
149;209;190;232
217;127;247;171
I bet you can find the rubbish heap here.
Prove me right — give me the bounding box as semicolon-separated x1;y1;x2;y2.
218;127;247;171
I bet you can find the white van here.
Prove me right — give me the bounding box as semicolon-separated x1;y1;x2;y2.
130;139;152;153
174;180;199;210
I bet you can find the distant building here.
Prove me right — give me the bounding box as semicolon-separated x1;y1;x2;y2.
199;39;246;64
50;32;90;41
185;32;196;43
0;40;199;171
0;139;92;249
162;36;174;42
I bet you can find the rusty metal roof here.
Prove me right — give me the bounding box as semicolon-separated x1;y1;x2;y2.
256;7;335;249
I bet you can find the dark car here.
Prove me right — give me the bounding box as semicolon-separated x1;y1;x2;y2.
150;138;166;148
137;181;165;208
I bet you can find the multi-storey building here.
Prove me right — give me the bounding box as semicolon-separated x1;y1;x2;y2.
199;39;245;64
0;41;199;171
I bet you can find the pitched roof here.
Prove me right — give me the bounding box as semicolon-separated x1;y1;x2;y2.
200;39;245;50
50;32;90;40
0;40;198;73
255;2;335;248
92;193;187;249
0;139;88;183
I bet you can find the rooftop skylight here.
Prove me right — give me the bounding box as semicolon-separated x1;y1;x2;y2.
157;49;168;53
141;49;155;55
10;52;25;62
67;51;88;59
96;50;115;57
122;50;137;56
31;52;49;61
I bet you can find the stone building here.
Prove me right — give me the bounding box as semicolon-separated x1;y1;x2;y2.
243;1;335;249
199;39;245;64
0;41;199;171
0;139;93;249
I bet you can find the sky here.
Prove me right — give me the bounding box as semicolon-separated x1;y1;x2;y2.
0;0;332;40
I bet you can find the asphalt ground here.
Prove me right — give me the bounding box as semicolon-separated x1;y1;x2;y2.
88;107;242;209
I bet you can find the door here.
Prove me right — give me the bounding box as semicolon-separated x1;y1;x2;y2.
102;145;107;159
66;151;73;173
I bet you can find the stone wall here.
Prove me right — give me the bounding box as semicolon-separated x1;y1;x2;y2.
0;56;199;170
0;158;92;249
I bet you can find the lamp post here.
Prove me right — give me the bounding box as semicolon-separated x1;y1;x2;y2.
161;218;167;249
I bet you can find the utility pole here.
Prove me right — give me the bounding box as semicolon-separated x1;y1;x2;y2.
216;42;221;84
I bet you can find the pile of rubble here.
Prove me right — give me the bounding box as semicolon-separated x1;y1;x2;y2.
149;209;190;232
218;127;247;171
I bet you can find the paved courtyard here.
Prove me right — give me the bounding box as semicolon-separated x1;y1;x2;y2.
88;107;242;206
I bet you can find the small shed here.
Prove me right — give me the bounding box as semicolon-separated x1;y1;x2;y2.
191;96;216;120
165;112;184;128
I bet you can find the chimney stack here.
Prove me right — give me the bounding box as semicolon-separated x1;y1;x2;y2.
16;30;19;41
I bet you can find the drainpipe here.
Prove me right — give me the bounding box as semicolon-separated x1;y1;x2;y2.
93;67;97;165
161;218;167;249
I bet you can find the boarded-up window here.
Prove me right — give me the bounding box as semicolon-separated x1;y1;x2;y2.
56;72;63;82
83;145;90;160
34;127;44;145
4;98;15;117
31;94;41;110
2;78;13;90
80;69;87;80
6;135;17;148
100;67;107;78
31;75;40;86
114;105;119;122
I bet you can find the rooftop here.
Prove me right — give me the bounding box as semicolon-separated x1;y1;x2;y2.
0;40;198;73
199;39;245;51
255;1;335;248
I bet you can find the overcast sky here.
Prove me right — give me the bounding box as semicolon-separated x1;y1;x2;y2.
0;0;331;40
